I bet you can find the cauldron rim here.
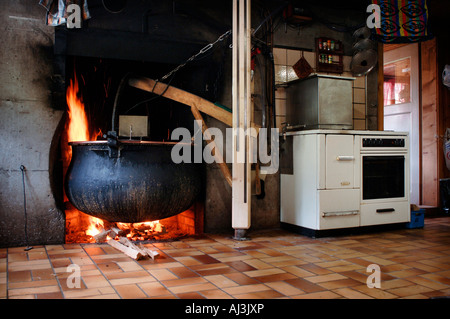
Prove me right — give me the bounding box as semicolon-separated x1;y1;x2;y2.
69;140;190;146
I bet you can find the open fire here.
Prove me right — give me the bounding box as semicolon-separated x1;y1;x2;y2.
84;217;167;242
63;71;199;244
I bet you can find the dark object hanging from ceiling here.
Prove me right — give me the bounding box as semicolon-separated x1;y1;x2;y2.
102;0;127;13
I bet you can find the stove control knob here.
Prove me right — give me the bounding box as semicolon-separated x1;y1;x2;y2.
363;139;369;147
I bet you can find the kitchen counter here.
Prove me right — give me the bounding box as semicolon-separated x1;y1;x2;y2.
282;129;409;137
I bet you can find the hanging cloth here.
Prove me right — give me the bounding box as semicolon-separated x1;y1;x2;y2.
293;52;313;80
39;0;91;26
370;0;433;43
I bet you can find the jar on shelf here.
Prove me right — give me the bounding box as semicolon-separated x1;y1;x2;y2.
335;42;340;51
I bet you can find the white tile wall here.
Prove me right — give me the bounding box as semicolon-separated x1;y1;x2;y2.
273;47;367;129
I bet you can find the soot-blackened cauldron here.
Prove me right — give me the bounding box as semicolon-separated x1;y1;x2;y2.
65;140;202;223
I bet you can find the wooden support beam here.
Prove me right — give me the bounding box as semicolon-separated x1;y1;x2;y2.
421;38;439;206
190;106;233;187
129;76;233;187
128;77;232;126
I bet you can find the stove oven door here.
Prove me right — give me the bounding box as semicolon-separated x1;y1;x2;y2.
360;153;410;226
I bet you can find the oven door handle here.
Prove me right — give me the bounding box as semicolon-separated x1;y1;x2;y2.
336;156;355;161
376;208;395;213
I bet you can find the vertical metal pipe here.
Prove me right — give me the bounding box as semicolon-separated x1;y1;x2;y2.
232;0;252;238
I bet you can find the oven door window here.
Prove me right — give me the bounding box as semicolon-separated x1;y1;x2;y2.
363;156;405;200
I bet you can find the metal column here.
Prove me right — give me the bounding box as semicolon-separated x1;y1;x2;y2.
232;0;251;239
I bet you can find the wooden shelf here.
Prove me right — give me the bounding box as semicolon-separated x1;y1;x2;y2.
315;37;344;74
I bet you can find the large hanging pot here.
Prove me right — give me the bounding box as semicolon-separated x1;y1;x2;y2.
65;75;202;223
65;140;202;223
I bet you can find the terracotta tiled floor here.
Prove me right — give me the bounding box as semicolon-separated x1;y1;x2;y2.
1;217;450;299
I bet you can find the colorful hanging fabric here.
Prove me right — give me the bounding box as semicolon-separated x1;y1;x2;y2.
39;0;91;27
370;0;433;43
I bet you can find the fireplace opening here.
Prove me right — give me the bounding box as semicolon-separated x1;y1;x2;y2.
61;56;206;243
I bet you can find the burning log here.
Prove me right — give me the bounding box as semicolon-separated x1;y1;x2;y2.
93;229;111;243
138;243;159;260
107;238;145;260
119;237;146;254
107;236;159;260
109;227;125;238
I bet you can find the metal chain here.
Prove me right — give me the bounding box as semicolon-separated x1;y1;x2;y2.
159;29;232;82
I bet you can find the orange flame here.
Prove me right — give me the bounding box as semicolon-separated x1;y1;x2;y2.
66;74;90;143
65;73;166;242
85;217;105;237
66;73;104;239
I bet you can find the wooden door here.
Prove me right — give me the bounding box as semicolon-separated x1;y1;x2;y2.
383;43;419;205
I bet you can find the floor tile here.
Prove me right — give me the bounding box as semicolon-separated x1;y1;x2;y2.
200;289;233;299
2;217;450;300
167;282;216;294
36;291;64;299
243;268;285;278
162;276;207;287
388;284;434;297
317;278;362;290
8;285;60;297
223;283;271;296
225;261;256;272
284;278;326;293
204;274;239;288
333;287;373;299
138;281;172;297
234;289;284;299
109;275;156;286
224;272;260;286
114;284;147;299
170;267;199;279
300;264;333;275
8;270;32;282
176;292;205;299
82;275;111;288
304;273;347;284
148;268;178;281
116;261;144;272
265;281;305;296
291;291;341;299
253;272;297;283
351;284;398;299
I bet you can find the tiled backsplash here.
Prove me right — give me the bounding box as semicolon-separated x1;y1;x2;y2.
273;47;367;130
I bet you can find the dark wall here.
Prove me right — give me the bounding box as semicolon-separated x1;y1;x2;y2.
0;0;381;245
0;0;65;247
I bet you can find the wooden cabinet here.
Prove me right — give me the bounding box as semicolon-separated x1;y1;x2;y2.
315;37;343;74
